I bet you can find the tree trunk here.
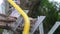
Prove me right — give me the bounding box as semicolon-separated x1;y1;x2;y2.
28;0;41;18
20;0;29;9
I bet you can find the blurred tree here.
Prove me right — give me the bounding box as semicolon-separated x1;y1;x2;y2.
28;0;59;34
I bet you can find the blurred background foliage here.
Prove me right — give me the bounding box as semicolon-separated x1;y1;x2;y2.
28;0;60;34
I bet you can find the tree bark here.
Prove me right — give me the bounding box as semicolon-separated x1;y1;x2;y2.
20;0;29;9
28;0;41;18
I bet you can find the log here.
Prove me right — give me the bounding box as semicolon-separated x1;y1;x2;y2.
0;14;17;22
0;16;36;29
0;14;37;33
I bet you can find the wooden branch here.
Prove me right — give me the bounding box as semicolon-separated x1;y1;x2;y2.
0;17;36;28
0;14;17;30
0;14;37;34
0;22;11;29
0;14;17;22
